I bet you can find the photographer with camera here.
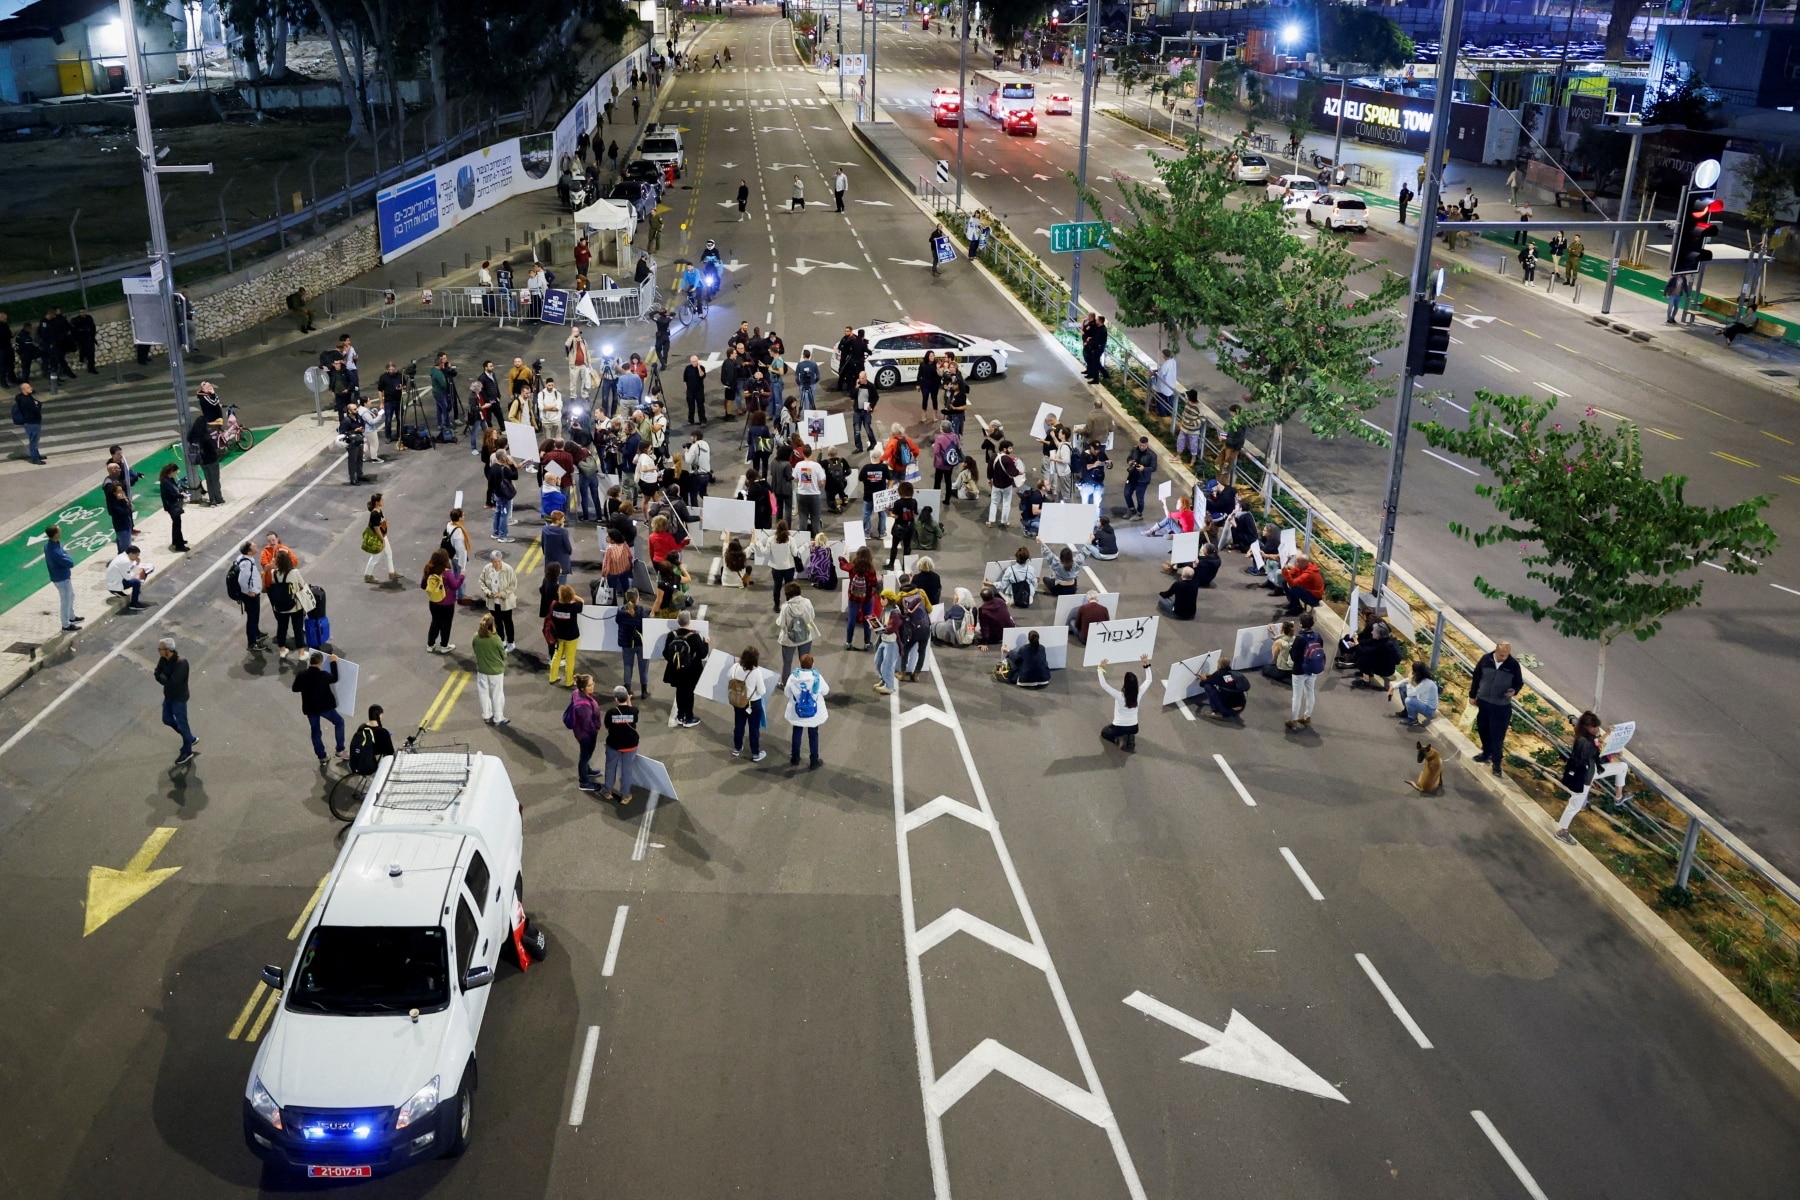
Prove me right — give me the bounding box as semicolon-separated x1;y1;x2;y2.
377;361;407;443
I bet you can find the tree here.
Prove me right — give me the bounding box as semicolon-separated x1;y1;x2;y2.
1736;153;1800;304
1319;5;1414;70
1644;67;1717;130
1604;0;1645;61
1572;123;1631;194
1416;391;1778;710
1288;78;1324;164
1220;221;1407;496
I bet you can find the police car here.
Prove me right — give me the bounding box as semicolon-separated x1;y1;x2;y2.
242;751;534;1178
835;322;1014;389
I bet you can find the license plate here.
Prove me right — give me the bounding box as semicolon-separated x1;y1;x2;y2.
306;1165;372;1179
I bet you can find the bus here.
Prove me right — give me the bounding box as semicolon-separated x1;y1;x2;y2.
972;70;1037;135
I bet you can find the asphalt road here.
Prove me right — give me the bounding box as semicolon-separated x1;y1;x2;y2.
855;20;1800;881
2;15;1799;1199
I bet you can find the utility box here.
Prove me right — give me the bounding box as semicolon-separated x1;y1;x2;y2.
56;60;94;97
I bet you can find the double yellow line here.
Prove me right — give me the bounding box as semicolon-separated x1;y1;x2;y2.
518;539;544;575
422;670;472;731
226;873;329;1042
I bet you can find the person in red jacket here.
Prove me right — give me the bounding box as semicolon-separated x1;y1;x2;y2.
1280;556;1324;616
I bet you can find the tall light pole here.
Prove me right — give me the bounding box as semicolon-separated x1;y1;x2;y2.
119;0;211;488
838;0;844;99
1306;10;1347;171
1065;0;1100;325
955;0;969;210
1372;0;1467;597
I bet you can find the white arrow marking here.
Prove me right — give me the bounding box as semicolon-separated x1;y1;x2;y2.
896;701;953;728
1123;990;1348;1103
716;200;738;208
769;162;811;170
1033;173;1052;180
914;908;1048;970
811;125;833;129
718;161;738;168
698;352;726;373
989;340;1025;355
722;126;739;132
1033;227;1052;238
721;259;749;273
900;794;994;833
786;257;861;276
830;160;858;166
890;257;933;267
26;532;49;546
760;126;795;133
855;198;894;206
929;1039;1113;1125
1456;314;1498;328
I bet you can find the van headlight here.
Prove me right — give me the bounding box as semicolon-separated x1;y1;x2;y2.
394;1076;440;1130
249;1077;284;1131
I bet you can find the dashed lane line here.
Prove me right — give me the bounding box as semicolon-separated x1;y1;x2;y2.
1713;451;1759;468
601;904;630;976
1355;953;1433;1050
1279;847;1326;902
1764;430;1794;445
1647;427;1683;441
567;1026;602;1126
1422;449;1479;476
1472;1111;1551;1200
1213;754;1256;806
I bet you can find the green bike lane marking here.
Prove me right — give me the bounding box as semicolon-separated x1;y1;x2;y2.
0;430;275;620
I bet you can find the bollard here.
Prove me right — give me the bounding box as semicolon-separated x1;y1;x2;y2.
505;236;512;252
441;260;448;279
416;270;423;288
1428;611;1446;672
465;252;472;270
525;228;532;247
1497;255;1508;276
486;244;493;261
1675;812;1704;891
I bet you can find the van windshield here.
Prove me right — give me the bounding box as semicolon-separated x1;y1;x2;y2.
642;139;679;155
288;926;450;1015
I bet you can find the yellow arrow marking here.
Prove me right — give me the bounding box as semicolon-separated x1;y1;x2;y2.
84;827;180;936
1713;451;1759;468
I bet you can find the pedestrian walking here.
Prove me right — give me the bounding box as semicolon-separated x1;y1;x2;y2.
784;654;829;768
1506;166;1520;204
663;611;708;727
479;549;519;648
474;614;509;725
542;510;574;579
422;549;461;654
791;175;806;212
1554;711;1605;844
728;646;769;761
268;550;311;659
603;685;640;803
11;381;44;463
1096;656;1152;752
775;581;819;683
841;545;881;649
767;522;799;611
155;637;198;764
1396;182;1412;227
1286;612;1325;730
444;508;472;599
737;179;750;221
1665;274;1691;324
566;673;604;792
1122;436;1155;519
42;524;81;632
833;168;848;212
1470;641;1523;777
362;493;395;581
293;651;347;767
229;541;264;649
548;583;583;685
794;448;826;536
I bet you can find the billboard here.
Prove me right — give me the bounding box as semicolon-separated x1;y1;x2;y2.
1312;85;1492;162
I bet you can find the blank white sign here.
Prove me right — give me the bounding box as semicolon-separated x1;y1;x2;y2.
1161;650;1221;706
701;495;757;533
505;420;540;464
1040;502;1099;546
1231;624;1275;671
1003;624;1069;670
1029;402;1063;439
1170;531;1201;565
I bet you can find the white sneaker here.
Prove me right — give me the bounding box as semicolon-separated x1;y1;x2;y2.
442;643;456;654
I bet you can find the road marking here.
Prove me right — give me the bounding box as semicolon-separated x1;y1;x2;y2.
1589;406;1624;419
602;904;630;976
1647;427;1682;440
1176;699;1195;721
1702;561;1728;571
1521;328;1542;338
1764;430;1794;444
568;1026;602;1126
1472;1111;1550;1200
1440;398;1469;413
0;450;345;766
1713;451;1758;467
1122;990;1348;1102
1784;475;1800;486
1422;449;1479;476
84;826;181;936
227;983;268;1041
422;671;471;730
631;791;661;861
1495;317;1514;327
246;986;281;1043
1532;382;1570;399
1213;754;1256;806
1556;343;1579;354
1279;847;1325;901
1480;354;1519;374
286;874;330;940
1772;584;1800;597
1355;953;1433;1049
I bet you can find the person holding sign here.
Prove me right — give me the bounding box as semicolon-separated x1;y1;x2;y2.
1096;656;1153;753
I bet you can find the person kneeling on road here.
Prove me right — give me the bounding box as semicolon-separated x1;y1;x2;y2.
1198;660;1250;722
1097;656;1153;751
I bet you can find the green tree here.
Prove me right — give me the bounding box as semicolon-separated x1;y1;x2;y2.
1319;5;1414;69
1416;391;1778;709
1644;67;1718;130
1221;222;1408;495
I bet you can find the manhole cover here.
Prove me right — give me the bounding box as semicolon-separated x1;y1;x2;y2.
1760;369;1793;377
5;641;40;655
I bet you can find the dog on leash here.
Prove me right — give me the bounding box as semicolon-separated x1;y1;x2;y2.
1408;741;1443;795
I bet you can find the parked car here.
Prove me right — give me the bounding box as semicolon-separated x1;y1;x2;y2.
1306;192;1369;232
1266;173;1320;204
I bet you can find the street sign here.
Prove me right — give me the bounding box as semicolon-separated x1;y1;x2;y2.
1049;221;1111;254
540;288;570;326
936;159;950;185
840;53;866;76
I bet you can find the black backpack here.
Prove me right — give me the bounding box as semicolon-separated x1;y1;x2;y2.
225;557;247;603
348;724;382;776
666;631;696;675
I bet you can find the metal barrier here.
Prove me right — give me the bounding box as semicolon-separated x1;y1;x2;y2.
319;277;658;328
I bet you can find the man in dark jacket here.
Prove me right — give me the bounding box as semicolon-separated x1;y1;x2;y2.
70;308;98;374
154;637;198;764
14;381;44;464
292;652;345;766
1469;641;1524;777
187;414;222;504
0;311;14;387
41;308;73;378
602;685;640;803
1123;436;1156;519
662;612;708;726
376;361;406;441
1157;567;1203;620
1199;663;1251;721
1067;591;1111;643
683;354;707;424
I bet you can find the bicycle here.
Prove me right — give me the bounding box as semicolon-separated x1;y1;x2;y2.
325;721;428;822
212;404;254;453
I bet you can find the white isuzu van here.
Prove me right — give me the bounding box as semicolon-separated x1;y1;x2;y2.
242;751;535;1179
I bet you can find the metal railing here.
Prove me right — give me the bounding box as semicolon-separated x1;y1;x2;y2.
318;276;659;328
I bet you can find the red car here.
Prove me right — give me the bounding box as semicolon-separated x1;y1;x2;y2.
1003;106;1037;136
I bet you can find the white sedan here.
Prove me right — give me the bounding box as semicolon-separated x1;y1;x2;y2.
1266;173;1320;203
1232;154;1270;184
831;321;1015;389
1305;192;1369;232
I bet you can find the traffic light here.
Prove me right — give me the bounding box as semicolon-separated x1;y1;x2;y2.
1405;296;1453;376
1669;186;1722;275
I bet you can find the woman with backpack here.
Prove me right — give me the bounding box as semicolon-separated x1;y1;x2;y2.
768;521;798;611
933;587;978;646
616;588;649;696
885;482;919;570
882;422;921;484
1553;710;1605;845
896;587;932;682
931;422;961;496
783;654;830;768
727;646;768;762
871;598;902;695
839;545;882;650
775;581;819;684
548;584;584;686
1286;612;1325;731
993;546;1036;610
268;550;312;661
422;548;461;654
473;614;509;725
601;527;634;601
1097;655;1153;753
362;493;395;582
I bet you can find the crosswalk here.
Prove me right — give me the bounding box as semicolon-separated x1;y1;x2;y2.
25;373;194;456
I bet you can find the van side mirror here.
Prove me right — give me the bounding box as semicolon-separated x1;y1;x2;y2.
462;965;494;991
261;965;284;990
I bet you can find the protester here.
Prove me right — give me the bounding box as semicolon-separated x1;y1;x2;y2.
994;546;1037;609
542;510;574;578
1286;613;1325;729
347;706;397;775
548;584;583;686
487;450;519;540
1003;629;1052;688
42;525;81;632
728;646;769;761
935;586;978;646
841;545;882;649
1198;660;1251;722
422;549;459;654
268;550;310;655
663;611;709;726
566;673;604;792
1470;641;1523;776
362;493;395;582
602;685;641;803
1157;566;1203;620
1279;555;1324;615
1097;656;1153;751
1554;711;1604;844
474;614;510;725
1263;620;1297;684
783;653;830;767
776;581;820;683
975;585;1015;647
479;550;519;650
617;588;651;695
154;637;198;764
1391;661;1439;727
292;651;346;766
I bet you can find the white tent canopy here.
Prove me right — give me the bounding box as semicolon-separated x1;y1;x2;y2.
571;198;637;266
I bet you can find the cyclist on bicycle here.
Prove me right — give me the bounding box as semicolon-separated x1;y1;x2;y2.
681;261;703;314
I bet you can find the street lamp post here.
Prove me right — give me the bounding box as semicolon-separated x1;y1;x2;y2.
1066;1;1100;325
955;1;969;211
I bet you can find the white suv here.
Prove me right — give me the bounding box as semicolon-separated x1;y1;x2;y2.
242;752;529;1179
637;123;686;178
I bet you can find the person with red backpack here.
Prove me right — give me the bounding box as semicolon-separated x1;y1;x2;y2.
839;545;882;651
1286;612;1326;731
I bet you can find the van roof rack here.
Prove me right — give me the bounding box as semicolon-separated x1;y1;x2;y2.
371;750;473;813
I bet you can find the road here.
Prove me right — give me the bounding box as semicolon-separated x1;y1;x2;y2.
857;19;1800;880
1;14;1798;1199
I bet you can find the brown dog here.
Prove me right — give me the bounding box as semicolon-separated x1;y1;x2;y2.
1408;741;1443;795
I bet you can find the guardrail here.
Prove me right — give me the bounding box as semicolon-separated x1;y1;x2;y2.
318;276;659;329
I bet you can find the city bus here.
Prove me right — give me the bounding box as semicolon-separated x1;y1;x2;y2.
972;70;1037;135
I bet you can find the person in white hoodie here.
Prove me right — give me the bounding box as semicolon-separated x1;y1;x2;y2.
783;654;830;768
104;545;154;609
1096;655;1153;753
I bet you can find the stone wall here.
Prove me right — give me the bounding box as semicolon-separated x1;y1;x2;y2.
91;217;381;366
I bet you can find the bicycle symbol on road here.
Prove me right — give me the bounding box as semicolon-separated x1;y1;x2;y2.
58;505;102;524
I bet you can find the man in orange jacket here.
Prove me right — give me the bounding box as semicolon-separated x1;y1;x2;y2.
1280;556;1324;616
